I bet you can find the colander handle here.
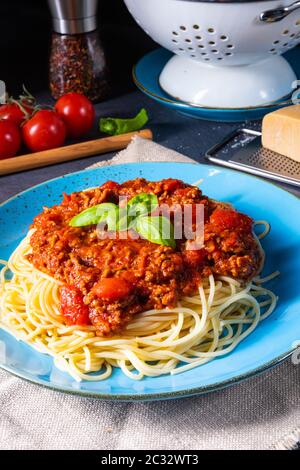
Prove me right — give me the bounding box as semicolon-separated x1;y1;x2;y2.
260;1;300;22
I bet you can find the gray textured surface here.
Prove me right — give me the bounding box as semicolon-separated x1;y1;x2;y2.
0;359;300;450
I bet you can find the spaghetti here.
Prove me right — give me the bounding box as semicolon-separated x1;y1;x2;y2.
0;224;277;382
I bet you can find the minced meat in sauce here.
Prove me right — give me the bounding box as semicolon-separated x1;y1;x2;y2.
28;178;262;335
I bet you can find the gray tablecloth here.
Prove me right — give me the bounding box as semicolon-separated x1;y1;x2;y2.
0;137;299;450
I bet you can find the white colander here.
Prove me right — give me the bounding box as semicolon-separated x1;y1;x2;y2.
124;0;300;108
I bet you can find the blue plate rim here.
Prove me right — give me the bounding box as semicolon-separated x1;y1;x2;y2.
0;161;299;401
0;348;293;401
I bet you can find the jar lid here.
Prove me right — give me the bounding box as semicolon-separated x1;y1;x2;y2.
48;0;98;34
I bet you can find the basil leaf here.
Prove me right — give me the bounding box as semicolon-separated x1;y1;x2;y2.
99;108;149;136
115;207;129;231
127;193;158;221
135;216;176;248
69;203;118;227
105;206;119;231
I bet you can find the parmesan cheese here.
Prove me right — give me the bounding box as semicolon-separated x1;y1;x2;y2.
262;105;300;162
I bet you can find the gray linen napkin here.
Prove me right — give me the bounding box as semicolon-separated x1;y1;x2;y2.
0;136;299;450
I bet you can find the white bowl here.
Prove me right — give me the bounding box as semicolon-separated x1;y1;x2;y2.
124;0;300;107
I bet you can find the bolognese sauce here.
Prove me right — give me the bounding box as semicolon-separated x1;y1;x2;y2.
28;178;262;335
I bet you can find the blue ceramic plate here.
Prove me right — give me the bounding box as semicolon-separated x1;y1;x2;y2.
133;48;300;122
1;163;300;401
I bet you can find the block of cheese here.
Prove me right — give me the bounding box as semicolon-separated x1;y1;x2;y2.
262;105;300;162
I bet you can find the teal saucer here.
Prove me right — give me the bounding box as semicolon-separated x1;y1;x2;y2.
133;48;300;122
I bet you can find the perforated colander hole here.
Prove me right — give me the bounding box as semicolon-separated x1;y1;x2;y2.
220;35;228;41
227;44;234;49
282;29;290;35
201;52;207;56
190;54;196;58
290;33;296;38
172;31;178;36
195;35;202;40
180;26;187;31
185;39;192;43
198;44;205;48
211;49;219;54
172;39;178;43
207;28;215;34
178;48;184;51
225;52;233;56
283;42;289;46
217;57;223;61
295;19;300;26
269;48;276;52
273;40;280;44
204;58;210;61
193;24;200;30
209;41;216;45
188;47;195;51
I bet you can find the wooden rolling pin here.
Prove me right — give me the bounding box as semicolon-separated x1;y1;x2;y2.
0;129;153;176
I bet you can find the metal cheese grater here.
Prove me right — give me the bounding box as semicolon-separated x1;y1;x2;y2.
205;128;300;188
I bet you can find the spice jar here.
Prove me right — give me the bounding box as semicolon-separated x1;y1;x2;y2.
48;0;110;102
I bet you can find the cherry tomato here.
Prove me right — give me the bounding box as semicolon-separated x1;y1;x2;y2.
0;103;27;126
60;285;90;326
210;209;253;233
162;178;184;192
93;277;134;302
0;120;21;159
100;181;120;191
55;92;95;138
22;110;66;152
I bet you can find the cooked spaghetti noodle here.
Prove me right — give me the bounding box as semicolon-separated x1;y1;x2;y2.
0;224;277;382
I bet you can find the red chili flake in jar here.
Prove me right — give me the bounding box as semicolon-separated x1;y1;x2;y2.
49;30;110;102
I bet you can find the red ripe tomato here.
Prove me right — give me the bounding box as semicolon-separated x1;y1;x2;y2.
22;110;66;152
100;181;120;191
0;120;21;159
0;103;27;126
93;277;134;302
55;92;95;138
60;285;90;326
162;178;184;192
210;209;253;233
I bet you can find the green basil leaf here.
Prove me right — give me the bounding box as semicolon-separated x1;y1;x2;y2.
105;206;119;231
135;216;176;248
99;108;149;136
115;207;128;231
69;203;118;227
127;193;158;221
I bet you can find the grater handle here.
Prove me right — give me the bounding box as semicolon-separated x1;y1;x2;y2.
205;128;261;161
260;1;300;23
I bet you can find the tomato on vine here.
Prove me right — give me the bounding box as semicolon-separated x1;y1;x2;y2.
22;109;66;152
55;92;95;138
0;120;21;159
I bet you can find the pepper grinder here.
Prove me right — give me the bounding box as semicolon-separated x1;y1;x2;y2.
48;0;110;102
